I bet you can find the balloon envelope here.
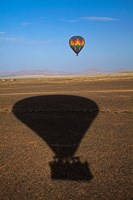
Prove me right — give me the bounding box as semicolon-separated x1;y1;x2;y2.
69;36;85;56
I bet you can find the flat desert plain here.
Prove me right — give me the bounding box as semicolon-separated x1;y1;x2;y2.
0;73;133;200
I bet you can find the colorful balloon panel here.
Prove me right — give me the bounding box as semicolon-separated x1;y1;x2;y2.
69;36;85;55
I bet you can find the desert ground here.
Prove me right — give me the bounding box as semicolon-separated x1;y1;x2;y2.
0;73;133;200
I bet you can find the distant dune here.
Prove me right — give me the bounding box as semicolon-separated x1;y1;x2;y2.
0;68;132;77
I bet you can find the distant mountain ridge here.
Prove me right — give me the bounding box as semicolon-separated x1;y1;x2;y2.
0;68;132;77
0;69;66;77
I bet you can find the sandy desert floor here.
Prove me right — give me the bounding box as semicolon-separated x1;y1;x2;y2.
0;73;133;200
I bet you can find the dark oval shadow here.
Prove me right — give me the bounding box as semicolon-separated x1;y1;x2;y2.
12;95;99;181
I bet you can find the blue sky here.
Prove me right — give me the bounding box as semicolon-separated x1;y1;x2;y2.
0;0;133;72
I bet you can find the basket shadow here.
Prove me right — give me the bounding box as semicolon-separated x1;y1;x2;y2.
12;95;99;181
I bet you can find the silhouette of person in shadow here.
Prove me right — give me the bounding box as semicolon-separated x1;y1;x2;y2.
13;95;99;181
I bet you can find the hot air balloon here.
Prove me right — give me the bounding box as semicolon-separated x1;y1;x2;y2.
69;36;85;56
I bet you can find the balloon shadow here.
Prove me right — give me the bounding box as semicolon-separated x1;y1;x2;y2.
12;95;99;181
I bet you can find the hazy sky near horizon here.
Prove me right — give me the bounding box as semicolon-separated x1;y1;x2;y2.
0;0;133;72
